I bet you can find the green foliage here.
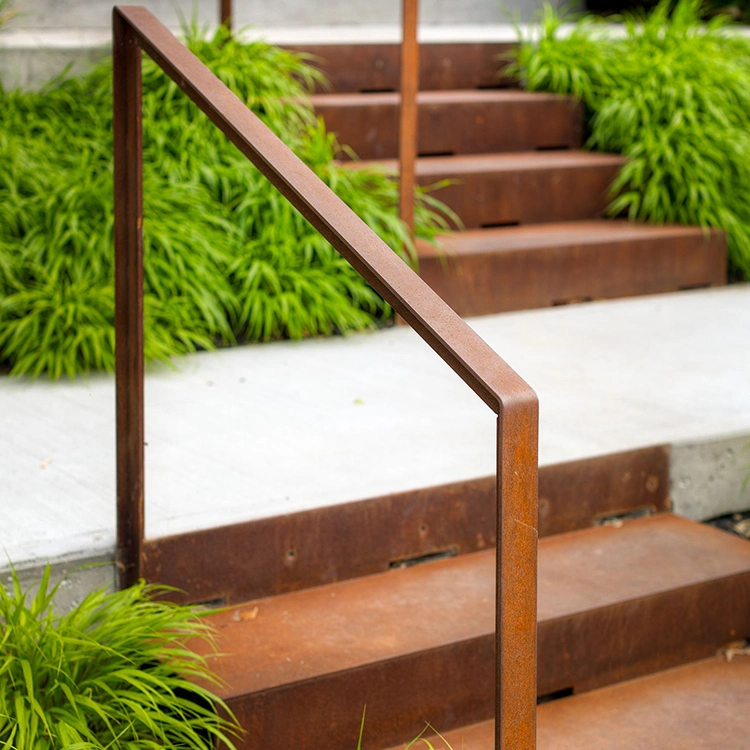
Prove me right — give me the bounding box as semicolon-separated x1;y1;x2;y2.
0;565;238;748
511;0;750;279
0;26;449;378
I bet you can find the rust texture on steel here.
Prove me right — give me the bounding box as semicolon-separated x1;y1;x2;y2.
416;222;727;318
282;42;517;93
112;6;538;748
190;514;750;748
388;657;750;750
311;90;583;160
143;446;669;606
399;0;419;232
347;151;625;230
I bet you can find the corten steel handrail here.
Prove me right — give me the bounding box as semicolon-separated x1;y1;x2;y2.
113;7;538;748
216;0;419;227
399;0;419;232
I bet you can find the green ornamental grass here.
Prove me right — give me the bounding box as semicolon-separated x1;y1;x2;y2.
511;0;750;280
0;565;238;749
0;25;450;379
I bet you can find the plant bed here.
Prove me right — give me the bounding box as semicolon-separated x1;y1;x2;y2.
511;0;750;281
0;24;450;379
0;565;238;748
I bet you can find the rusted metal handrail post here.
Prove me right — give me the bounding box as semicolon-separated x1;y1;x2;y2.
112;8;538;746
496;404;538;749
113;9;145;590
220;0;231;31
399;0;419;233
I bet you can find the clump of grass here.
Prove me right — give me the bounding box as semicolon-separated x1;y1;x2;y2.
356;707;455;749
511;0;750;279
0;25;450;378
0;565;238;748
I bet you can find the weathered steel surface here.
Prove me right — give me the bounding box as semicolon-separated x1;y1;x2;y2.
537;445;670;537
190;514;750;749
284;42;516;92
348;151;626;228
399;0;419;232
312;90;583;159
113;10;145;589
220;0;231;29
417;220;728;317
387;656;750;749
143;447;670;605
113;8;538;747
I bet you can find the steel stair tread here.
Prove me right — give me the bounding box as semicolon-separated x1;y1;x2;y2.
313;89;583;158
193;513;750;701
387;655;750;749
347;149;626;177
416;219;722;259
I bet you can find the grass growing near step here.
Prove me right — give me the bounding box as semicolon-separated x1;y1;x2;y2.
0;565;239;748
511;0;750;279
356;707;455;749
0;26;450;378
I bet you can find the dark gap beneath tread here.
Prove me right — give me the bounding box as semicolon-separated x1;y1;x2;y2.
389;547;458;569
553;296;594;306
594;506;655;527
479;220;520;229
537;687;574;704
418;151;455;158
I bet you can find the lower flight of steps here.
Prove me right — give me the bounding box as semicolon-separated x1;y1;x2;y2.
172;448;750;749
387;656;750;749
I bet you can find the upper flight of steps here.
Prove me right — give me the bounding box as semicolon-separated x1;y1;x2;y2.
291;42;727;315
178;448;750;748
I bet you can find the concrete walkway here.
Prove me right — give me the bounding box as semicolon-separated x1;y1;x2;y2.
2;284;749;579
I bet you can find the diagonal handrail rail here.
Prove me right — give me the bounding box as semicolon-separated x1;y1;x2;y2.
112;7;538;748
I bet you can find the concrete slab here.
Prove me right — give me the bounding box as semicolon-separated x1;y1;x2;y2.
671;435;750;521
2;285;749;588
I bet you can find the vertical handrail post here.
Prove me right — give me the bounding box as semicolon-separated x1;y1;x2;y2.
496;402;539;749
220;0;232;32
113;9;145;590
399;0;419;233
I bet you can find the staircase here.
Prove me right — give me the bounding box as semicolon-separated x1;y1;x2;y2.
107;27;747;749
175;42;747;748
298;42;726;315
182;451;750;748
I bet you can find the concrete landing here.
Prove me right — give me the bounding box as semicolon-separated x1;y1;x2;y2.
2;286;749;594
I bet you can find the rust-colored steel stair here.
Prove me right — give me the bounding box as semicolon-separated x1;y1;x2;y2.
311;90;584;159
193;514;750;749
348;151;626;228
417;220;726;315
385;656;750;749
303;42;727;315
109;20;744;750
